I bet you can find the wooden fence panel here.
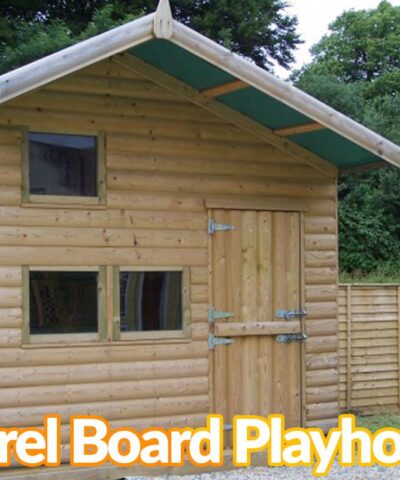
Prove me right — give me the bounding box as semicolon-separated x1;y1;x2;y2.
339;284;400;414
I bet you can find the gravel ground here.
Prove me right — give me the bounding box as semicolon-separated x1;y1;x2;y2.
129;462;400;479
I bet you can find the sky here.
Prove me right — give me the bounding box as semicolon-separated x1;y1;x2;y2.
276;0;400;78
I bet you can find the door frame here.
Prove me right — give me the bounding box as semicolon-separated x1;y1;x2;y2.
207;206;307;428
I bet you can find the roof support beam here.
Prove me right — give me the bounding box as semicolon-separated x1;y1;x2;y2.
201;80;248;98
274;122;326;137
113;53;337;178
340;161;388;174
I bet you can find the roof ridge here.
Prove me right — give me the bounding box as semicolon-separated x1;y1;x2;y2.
154;0;173;39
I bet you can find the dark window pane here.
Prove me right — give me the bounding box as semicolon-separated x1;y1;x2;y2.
29;132;97;197
29;271;98;334
120;271;182;332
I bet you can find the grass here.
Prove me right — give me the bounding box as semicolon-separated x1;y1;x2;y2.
340;271;400;284
356;414;400;432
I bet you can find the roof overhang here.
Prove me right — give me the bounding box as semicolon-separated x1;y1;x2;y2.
0;0;399;174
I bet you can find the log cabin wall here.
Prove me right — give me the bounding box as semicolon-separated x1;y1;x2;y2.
0;56;338;471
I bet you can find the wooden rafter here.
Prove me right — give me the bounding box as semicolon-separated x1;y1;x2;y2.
113;53;337;178
340;161;387;174
201;80;248;98
274;122;326;137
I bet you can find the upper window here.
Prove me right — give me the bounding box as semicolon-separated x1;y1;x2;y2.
25;132;105;203
119;271;183;332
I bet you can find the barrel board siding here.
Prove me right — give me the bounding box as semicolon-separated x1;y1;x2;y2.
339;284;400;415
0;56;338;474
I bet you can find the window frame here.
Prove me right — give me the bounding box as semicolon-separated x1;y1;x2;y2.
112;266;191;342
22;129;106;206
22;266;107;345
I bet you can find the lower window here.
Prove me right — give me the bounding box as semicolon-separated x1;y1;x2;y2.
120;271;182;331
117;268;190;340
24;268;105;343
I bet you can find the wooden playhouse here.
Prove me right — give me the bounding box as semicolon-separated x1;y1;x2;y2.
0;0;399;477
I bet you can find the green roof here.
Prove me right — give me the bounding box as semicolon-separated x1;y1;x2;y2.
131;39;383;170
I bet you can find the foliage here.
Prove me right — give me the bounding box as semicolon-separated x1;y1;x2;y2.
0;0;301;74
293;1;400;280
0;5;140;74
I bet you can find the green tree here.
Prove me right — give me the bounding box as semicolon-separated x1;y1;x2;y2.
293;0;400;279
0;0;301;74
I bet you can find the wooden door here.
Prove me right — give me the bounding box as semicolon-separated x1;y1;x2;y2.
210;209;303;437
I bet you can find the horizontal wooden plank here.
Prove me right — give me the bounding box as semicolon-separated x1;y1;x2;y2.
107;152;320;181
306;285;338;302
12;90;217;123
0;308;22;328
0;341;208;368
306;335;337;354
307;401;338;421
306;352;338;371
0;287;21;308
305;267;337;285
304;216;336;234
307;385;338;404
107;171;334;199
0;186;20;205
0;357;208;389
307;368;338;387
0;393;210;427
0;376;209;408
0;127;22;145
45;74;189;102
0;145;21;166
0;267;22;287
0;226;207;249
305;251;337;268
0;165;20;186
305;319;337;336
0;246;207;266
0;328;21;347
0;206;207;229
305;234;337;251
205;196;310;212
214;321;301;337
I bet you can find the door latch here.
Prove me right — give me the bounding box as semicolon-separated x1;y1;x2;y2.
276;333;308;344
276;309;307;320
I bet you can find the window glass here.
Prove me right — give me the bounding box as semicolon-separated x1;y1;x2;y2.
29;132;97;197
29;271;98;334
120;271;182;332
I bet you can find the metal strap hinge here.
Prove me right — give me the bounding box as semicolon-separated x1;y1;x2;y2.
208;218;234;235
276;309;307;321
276;333;308;344
209;334;234;350
208;307;234;323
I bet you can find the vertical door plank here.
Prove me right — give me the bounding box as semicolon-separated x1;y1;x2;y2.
272;212;287;419
257;211;273;417
241;211;258;415
226;210;244;430
285;212;301;426
212;209;228;422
